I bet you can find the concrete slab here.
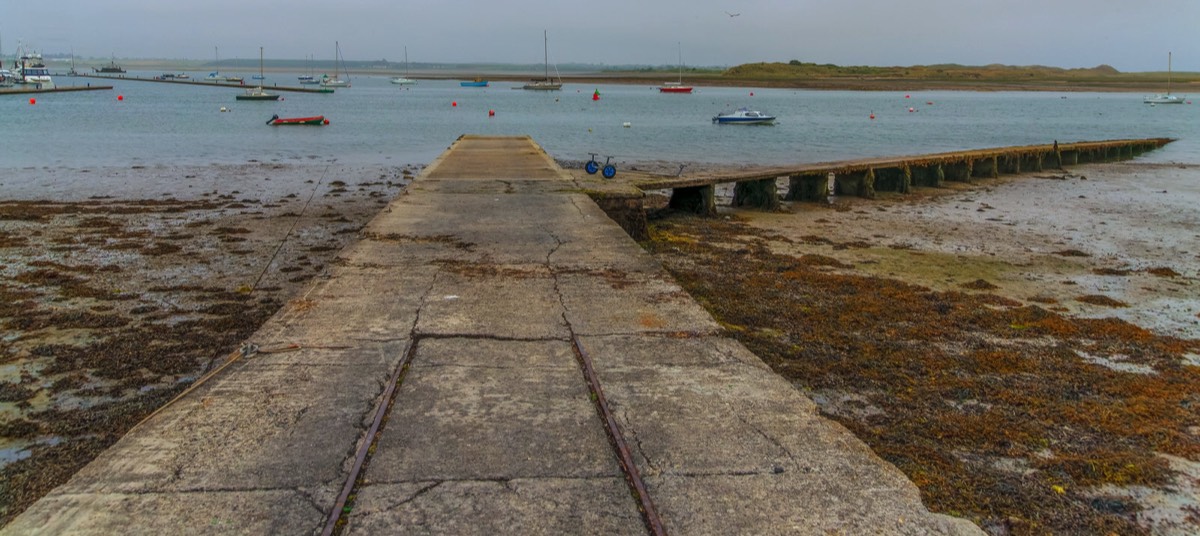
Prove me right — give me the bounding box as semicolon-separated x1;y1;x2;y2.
56;355;396;495
579;334;984;535
558;271;722;336
414;267;569;339
345;479;645;536
261;266;435;345
365;338;619;482
2;489;327;536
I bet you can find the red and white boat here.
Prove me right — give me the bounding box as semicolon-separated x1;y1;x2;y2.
658;42;693;94
658;81;693;94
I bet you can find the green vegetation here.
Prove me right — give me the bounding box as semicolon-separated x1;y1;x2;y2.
717;61;1200;91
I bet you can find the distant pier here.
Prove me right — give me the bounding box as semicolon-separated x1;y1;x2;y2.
74;73;334;93
0;84;113;95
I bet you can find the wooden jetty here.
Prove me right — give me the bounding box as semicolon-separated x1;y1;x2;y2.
74;73;333;93
589;138;1173;238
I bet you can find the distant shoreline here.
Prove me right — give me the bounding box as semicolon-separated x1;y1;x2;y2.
48;61;1196;94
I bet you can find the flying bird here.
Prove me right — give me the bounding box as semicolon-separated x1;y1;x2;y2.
725;11;741;17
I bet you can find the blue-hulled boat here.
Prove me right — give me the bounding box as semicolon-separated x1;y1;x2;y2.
460;78;488;87
712;108;776;125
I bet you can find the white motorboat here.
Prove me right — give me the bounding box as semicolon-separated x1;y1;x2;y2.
12;44;54;88
712;108;776;125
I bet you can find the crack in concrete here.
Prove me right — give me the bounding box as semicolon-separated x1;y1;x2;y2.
390;481;443;509
737;413;800;471
622;407;661;476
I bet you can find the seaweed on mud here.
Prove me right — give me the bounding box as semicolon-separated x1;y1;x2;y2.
0;381;37;402
0;230;29;247
961;279;1000;290
1146;267;1181;278
1077;295;1130;308
644;214;1200;535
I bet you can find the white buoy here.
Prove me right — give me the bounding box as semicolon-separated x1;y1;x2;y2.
220;106;229;112
622;122;631;128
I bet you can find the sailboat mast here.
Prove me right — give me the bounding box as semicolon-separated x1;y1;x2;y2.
677;42;683;84
1167;51;1172;95
544;30;549;80
258;46;264;88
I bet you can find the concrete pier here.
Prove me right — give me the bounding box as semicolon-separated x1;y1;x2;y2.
3;136;981;535
642;138;1172;214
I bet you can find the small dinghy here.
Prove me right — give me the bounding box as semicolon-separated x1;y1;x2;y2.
267;114;328;126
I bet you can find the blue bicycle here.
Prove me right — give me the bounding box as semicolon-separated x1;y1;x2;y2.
585;153;617;179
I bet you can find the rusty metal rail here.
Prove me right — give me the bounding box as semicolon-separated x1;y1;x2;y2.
572;335;667;536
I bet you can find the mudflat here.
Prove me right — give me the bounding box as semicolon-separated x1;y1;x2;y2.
0;162;417;525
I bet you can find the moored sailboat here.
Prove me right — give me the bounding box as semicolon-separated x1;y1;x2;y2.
236;47;280;101
659;42;693;94
391;46;417;85
522;30;562;90
320;41;350;88
1144;52;1185;104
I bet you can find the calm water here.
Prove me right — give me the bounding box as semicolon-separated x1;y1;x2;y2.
3;72;1199;170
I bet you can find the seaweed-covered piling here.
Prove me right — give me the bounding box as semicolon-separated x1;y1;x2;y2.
785;172;829;201
873;166;912;194
945;160;974;182
732;177;782;210
835;168;876;198
668;184;717;216
910;164;945;188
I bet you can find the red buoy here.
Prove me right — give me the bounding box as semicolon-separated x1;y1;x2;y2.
750;92;755;96
905;94;910;99
29;98;36;105
488;109;495;116
869;112;875;120
323;119;330;125
117;95;123;101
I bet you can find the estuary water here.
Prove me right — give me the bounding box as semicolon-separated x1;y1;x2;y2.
2;72;1199;171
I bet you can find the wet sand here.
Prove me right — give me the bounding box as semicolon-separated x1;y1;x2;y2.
644;161;1199;534
0;162;417;525
738;162;1200;340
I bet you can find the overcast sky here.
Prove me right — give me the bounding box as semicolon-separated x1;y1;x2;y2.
4;0;1197;72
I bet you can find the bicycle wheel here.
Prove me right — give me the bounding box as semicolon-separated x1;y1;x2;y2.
585;160;599;175
602;165;616;179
